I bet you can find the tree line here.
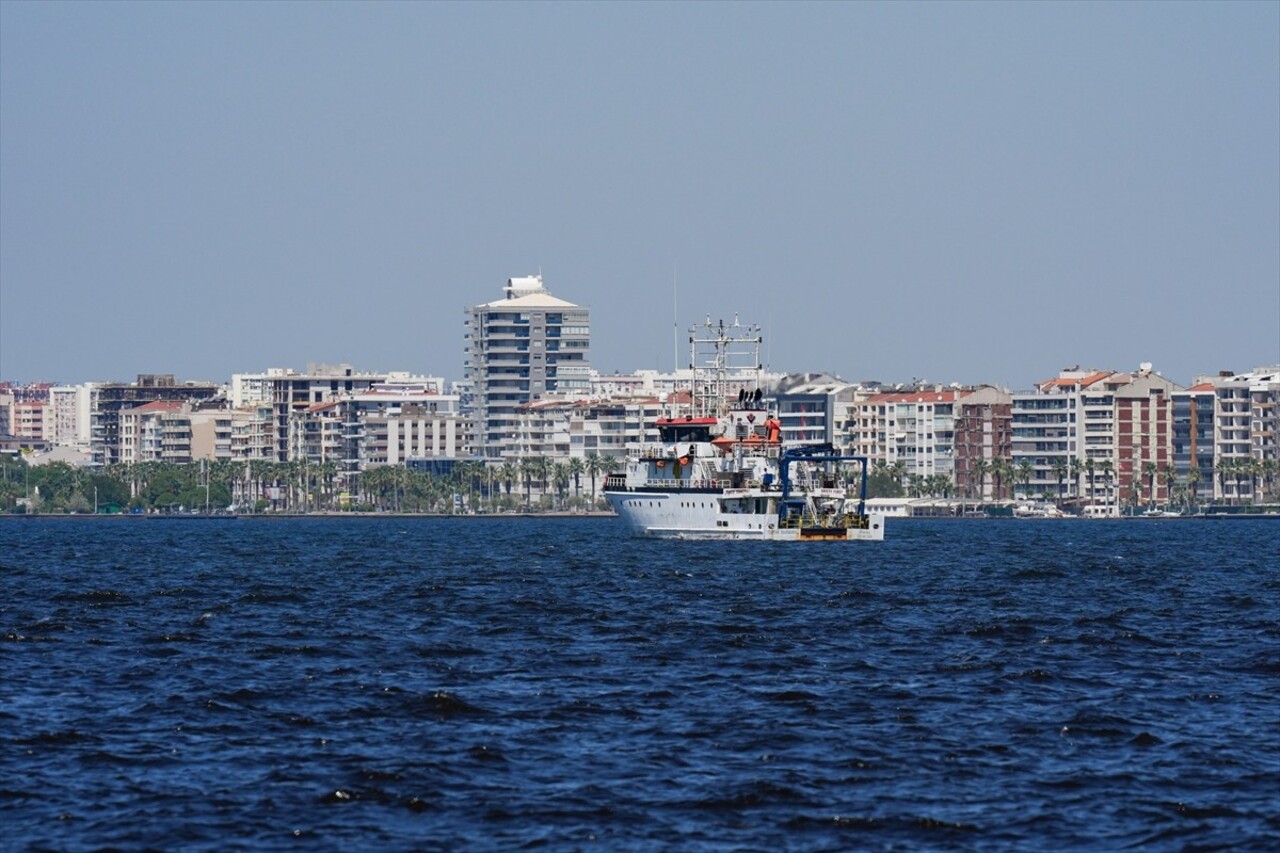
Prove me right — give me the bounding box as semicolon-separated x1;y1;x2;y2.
0;454;621;515
3;452;1274;515
866;457;1280;510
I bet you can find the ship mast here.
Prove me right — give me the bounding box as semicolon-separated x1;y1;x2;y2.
687;315;764;418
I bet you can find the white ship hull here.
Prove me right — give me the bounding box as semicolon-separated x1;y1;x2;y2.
605;488;886;541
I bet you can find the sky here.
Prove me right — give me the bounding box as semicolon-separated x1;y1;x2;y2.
2;1;1277;390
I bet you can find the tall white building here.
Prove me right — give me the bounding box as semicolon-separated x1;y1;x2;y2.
1210;366;1280;503
465;275;591;460
48;385;93;448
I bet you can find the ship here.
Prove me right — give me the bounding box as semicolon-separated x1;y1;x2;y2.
603;318;886;541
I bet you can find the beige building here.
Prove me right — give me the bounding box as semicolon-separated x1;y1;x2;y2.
118;401;192;464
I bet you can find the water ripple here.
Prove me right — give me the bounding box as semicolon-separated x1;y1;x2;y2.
2;516;1278;851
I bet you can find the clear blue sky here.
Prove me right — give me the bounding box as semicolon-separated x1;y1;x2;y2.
2;1;1277;389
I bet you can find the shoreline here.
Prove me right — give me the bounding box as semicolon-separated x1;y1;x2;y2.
4;511;1277;521
0;511;621;520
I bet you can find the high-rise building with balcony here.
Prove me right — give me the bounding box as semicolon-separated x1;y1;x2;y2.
953;386;1012;501
1012;366;1180;513
1172;383;1216;504
1208;366;1280;503
232;365;388;461
465;275;591;460
89;375;220;466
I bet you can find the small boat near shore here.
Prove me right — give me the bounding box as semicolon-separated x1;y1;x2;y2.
1014;503;1067;519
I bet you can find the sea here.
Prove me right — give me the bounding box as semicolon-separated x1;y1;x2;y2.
2;516;1277;851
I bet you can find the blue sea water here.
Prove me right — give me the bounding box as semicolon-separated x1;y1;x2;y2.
1;516;1277;851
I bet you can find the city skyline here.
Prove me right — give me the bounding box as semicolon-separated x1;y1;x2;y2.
2;3;1277;389
3;350;1279;397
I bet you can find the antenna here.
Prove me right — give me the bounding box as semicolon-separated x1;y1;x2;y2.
672;262;678;374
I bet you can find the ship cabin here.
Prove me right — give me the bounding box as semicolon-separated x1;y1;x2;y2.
656;416;719;445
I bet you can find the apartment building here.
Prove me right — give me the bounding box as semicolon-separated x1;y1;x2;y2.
90;375;220;466
849;388;961;483
1172;383;1216;504
953;386;1012;500
7;401;46;442
573;397;664;460
1210;366;1280;502
354;385;467;467
286;379;467;493
47;386;91;447
0;383;53;442
1114;371;1180;506
1011;366;1181;513
118;401;191;464
189;410;233;460
241;364;388;461
465;275;590;460
505;394;666;462
772;374;857;447
1011;369;1101;507
228;406;276;461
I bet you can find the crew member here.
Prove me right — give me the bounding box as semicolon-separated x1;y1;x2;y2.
764;415;781;443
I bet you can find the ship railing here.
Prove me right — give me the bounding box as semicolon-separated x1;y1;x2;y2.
639;478;723;490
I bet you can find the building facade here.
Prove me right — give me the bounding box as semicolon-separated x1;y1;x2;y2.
1210;366;1280;503
465;275;591;460
89;375;220;466
953;386;1012;501
1114;372;1180;507
250;364;388;461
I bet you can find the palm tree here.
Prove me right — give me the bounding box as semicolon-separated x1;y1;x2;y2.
1098;460;1115;516
452;460;479;513
930;474;952;498
1015;459;1034;502
972;458;990;501
313;460;337;511
584;453;607;506
1217;458;1235;505
990;459;1005;501
1052;458;1069;505
1142;461;1159;508
498;461;517;499
552;462;571;509
1126;480;1144;515
890;461;908;496
484;463;497;512
1070;457;1085;502
520;456;550;510
1160;464;1178;512
998;460;1011;501
358;465;385;510
1084;458;1097;513
1186;465;1202;512
406;468;437;512
907;474;924;498
567;457;586;508
1263;459;1280;502
1245;458;1262;504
